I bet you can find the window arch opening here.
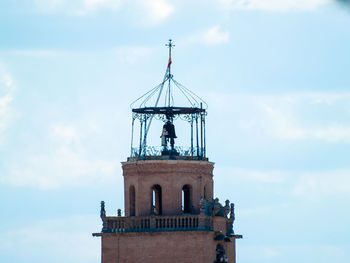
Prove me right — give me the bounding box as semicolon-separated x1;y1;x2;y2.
182;185;192;214
204;183;210;201
151;185;162;215
129;185;136;216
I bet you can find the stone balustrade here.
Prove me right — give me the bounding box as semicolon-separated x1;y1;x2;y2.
101;214;214;233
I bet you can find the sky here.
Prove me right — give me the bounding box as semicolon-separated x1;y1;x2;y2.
0;0;350;262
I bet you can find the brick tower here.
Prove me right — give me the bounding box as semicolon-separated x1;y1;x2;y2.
93;40;242;263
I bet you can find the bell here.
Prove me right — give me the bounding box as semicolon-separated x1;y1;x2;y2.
163;121;177;139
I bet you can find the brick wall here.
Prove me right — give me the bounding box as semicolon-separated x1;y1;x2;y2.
122;160;214;216
101;231;236;263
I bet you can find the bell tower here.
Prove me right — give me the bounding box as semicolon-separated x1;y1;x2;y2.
93;40;242;263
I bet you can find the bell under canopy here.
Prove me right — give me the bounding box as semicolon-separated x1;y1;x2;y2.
128;39;207;162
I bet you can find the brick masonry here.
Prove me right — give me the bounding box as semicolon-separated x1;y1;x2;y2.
94;160;240;263
100;231;236;263
122;160;214;216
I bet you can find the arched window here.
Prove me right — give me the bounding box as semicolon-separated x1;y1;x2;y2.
205;183;211;201
151;185;162;215
129;185;135;216
182;185;192;214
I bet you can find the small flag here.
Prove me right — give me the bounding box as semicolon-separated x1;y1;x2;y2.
167;55;172;68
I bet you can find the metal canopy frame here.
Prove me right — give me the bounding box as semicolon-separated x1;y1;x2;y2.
132;106;205;115
128;40;208;161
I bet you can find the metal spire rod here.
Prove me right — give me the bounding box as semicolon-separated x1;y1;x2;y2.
140;39;175;154
165;39;175;107
166;39;174;77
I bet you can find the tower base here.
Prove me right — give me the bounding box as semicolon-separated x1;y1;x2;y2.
95;231;240;263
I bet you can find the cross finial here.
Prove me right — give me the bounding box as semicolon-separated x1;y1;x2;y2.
165;39;175;50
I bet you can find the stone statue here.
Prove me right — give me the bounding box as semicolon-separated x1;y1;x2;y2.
209;198;231;217
224;200;230;217
213;198;222;216
100;201;106;218
230;203;235;221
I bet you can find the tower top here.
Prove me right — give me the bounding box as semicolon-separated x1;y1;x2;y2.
131;39;207;111
129;40;207;161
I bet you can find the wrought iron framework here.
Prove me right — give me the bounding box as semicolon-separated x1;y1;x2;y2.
128;39;207;161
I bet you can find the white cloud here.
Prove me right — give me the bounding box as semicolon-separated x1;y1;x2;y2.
217;167;288;183
184;26;230;46
33;0;175;23
217;0;331;12
239;244;348;262
1;47;151;59
239;245;282;260
202;26;230;45
216;166;350;200
139;0;175;24
259;96;350;142
0;49;63;57
240;203;289;216
263;247;281;258
293;170;350;200
2;122;119;190
0;215;100;263
0;66;15;143
6;145;117;190
50;124;80;144
115;46;153;64
206;91;350;143
34;0;122;15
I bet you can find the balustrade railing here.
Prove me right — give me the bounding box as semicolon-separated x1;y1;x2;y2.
130;146;204;159
102;215;213;233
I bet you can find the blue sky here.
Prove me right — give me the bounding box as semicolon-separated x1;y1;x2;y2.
1;0;350;262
